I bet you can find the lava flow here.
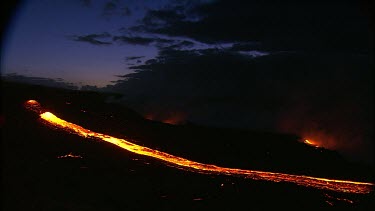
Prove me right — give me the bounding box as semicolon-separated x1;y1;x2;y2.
26;100;374;194
304;139;319;147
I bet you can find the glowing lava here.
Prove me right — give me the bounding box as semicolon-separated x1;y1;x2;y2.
26;100;374;194
304;139;319;147
57;153;83;159
25;100;42;113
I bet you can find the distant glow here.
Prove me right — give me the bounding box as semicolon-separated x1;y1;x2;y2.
27;100;374;194
144;112;186;125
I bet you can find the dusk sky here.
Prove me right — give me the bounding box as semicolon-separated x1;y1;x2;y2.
3;0;164;87
1;0;374;162
3;0;250;87
4;0;371;87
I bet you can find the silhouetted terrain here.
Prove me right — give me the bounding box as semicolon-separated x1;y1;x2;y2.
104;51;373;164
2;81;374;210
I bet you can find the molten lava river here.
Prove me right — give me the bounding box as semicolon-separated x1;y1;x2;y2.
25;100;374;194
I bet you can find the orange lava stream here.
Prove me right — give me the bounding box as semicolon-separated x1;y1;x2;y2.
27;101;374;194
304;139;319;147
304;139;314;145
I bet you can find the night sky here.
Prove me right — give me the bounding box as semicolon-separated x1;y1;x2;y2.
3;0;251;87
1;0;374;162
2;0;372;86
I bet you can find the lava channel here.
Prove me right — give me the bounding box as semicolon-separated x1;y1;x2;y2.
26;100;374;194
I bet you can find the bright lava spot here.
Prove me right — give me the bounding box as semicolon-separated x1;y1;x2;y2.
27;100;38;104
27;100;374;194
57;153;83;159
25;99;42;113
304;139;319;147
41;112;54;119
304;139;313;145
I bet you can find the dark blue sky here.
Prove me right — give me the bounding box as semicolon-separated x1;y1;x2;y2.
2;0;256;87
2;0;165;86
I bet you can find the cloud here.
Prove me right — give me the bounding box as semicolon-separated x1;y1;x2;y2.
130;0;372;53
237;50;269;58
113;35;174;46
142;9;186;26
162;40;195;50
125;56;145;61
69;33;112;45
3;73;78;90
100;1;133;19
229;42;263;51
69;32;194;49
113;35;155;45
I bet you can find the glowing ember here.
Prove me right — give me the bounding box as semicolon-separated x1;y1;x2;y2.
26;100;374;194
324;193;354;204
57;153;83;159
